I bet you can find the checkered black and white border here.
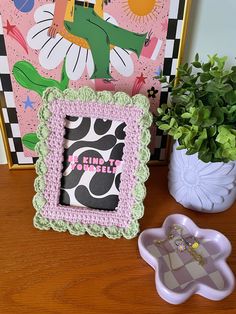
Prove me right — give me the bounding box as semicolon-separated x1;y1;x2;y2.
0;14;36;165
151;0;187;161
0;0;189;166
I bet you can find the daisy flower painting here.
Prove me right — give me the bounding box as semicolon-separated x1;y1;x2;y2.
0;0;171;158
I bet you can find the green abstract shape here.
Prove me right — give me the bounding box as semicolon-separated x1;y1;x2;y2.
13;59;69;151
13;60;69;96
60;60;70;91
22;132;39;151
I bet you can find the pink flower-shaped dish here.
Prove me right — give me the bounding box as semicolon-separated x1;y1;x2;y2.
138;214;235;304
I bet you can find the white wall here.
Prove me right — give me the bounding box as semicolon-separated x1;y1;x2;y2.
184;0;236;65
1;0;236;164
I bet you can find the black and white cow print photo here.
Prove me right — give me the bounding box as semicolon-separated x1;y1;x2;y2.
60;116;127;211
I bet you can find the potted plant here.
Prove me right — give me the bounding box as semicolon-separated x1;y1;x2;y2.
155;54;236;213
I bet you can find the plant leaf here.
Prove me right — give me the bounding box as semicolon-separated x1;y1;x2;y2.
158;124;171;131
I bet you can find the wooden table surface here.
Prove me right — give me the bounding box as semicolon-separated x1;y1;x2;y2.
0;165;236;314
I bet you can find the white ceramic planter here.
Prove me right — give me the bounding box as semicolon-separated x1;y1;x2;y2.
168;142;236;213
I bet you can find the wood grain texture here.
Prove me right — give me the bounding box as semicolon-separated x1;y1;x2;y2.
0;165;235;314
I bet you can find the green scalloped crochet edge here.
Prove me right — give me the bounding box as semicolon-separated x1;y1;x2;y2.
33;86;152;239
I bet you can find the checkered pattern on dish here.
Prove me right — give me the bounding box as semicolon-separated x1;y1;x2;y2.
147;230;225;292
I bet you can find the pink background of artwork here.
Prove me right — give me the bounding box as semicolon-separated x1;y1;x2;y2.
0;0;170;157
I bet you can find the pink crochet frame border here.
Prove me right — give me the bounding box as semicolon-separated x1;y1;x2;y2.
41;100;143;228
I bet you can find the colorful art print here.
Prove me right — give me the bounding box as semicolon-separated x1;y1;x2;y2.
33;87;152;239
0;0;191;167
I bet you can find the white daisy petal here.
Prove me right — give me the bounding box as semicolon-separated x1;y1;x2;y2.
199;161;236;178
186;189;203;211
204;191;224;205
203;175;235;186
110;47;134;77
195;187;214;210
186;152;198;168
27;4;133;80
34;4;55;23
208;163;235;177
174;186;187;202
169;179;183;196
196;159;212;172
170;154;182;171
181;192;192;208
39;35;72;70
172;145;185;169
104;13;118;26
86;51;95;78
27;20;53;50
168;170;182;184
203;184;230;197
66;45;87;80
199;162;224;176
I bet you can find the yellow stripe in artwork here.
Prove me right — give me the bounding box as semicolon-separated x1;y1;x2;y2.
65;0;75;22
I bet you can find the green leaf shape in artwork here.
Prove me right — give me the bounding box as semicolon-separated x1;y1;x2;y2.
59;59;70;90
13;61;69;96
22;133;39;151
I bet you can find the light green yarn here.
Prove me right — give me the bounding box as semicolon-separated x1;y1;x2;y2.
132;94;150;114
86;224;105;237
34;213;51;230
131;203;145;219
76;86;97;101
136;164;150;182
68;222;86;236
33;194;46;211
140;112;153;128
114;92;132;105
33;86;151;239
97;91;114;104
43;87;64;102
51;220;68;232
34;176;46;193
39;106;51;121
35;158;47;176
141;129;151;146
139;147;151;164
37;123;50;140
122;221;140;239
35;141;49;157
133;183;147;203
104;226;122;239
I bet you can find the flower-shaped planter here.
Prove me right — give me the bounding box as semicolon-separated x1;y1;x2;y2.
138;214;235;304
169;141;236;213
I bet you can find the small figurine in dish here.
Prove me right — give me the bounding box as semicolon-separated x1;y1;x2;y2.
138;214;235;304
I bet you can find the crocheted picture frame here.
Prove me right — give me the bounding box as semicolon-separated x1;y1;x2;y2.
33;87;152;239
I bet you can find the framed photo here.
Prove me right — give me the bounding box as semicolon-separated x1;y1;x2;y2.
33;87;152;239
0;0;191;168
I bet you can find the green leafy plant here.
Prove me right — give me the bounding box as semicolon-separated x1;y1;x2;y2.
155;54;236;163
12;60;69;151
